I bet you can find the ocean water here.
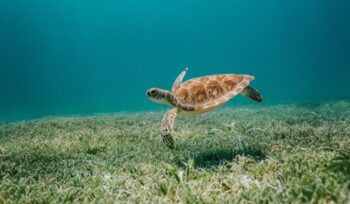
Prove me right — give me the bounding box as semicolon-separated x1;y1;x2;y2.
0;0;349;121
1;2;350;202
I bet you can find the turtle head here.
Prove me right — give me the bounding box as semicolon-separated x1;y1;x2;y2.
147;88;172;105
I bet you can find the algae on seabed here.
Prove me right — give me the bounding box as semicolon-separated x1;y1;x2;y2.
0;101;349;203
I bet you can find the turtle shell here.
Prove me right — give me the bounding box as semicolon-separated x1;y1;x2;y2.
174;74;254;112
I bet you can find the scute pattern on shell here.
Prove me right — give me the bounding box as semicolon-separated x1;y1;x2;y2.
174;74;254;110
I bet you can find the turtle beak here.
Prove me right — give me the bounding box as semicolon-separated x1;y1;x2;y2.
146;90;151;97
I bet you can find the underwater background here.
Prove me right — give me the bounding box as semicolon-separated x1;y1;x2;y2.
0;0;349;120
1;1;350;203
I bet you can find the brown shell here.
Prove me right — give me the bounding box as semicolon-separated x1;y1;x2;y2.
174;74;254;111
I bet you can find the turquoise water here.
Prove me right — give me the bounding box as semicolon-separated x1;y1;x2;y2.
0;0;349;120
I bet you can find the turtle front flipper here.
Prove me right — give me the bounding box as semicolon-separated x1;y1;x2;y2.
172;67;188;92
161;108;177;149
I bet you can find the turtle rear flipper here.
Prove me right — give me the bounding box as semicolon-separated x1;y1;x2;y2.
241;86;263;103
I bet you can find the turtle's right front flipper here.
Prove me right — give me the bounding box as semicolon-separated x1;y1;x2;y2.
172;67;188;93
161;108;177;149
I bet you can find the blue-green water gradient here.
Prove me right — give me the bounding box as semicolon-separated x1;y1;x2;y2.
0;0;349;120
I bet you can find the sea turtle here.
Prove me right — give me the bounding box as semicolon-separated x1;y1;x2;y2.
147;67;262;149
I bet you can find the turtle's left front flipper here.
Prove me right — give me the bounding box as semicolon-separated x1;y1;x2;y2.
161;108;177;149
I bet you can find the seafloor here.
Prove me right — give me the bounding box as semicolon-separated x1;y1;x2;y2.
0;101;349;203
